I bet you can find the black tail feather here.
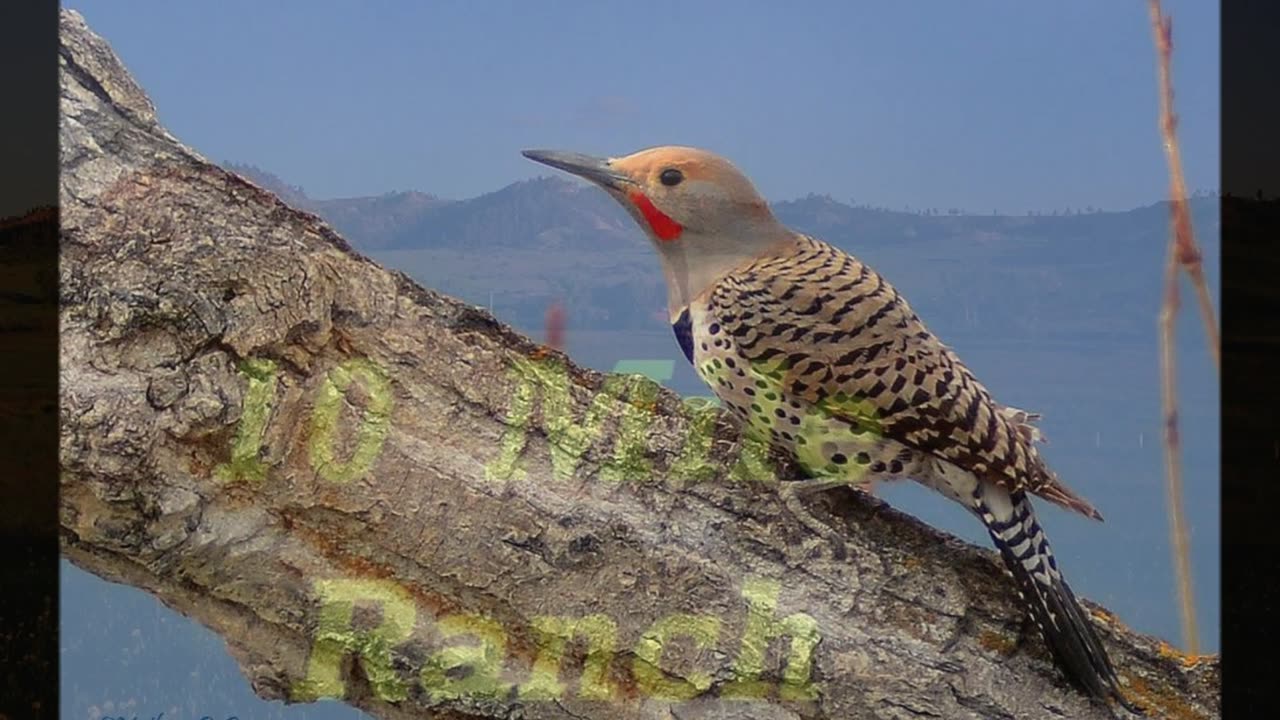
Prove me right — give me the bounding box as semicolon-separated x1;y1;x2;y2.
979;489;1143;715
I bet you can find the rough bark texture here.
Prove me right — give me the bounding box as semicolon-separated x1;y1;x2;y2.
58;9;1219;720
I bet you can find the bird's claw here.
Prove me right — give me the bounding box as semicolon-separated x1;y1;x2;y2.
777;478;851;561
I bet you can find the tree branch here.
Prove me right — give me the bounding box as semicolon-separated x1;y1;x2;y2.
58;9;1219;720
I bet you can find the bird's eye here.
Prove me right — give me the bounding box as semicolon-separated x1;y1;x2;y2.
659;168;684;187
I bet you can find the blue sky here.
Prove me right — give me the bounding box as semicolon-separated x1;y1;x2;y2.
68;0;1218;213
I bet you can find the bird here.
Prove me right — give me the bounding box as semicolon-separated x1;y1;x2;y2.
522;145;1138;712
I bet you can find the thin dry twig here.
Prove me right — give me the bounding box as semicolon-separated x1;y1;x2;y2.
545;300;566;351
1149;0;1220;369
1157;244;1198;655
1148;0;1214;657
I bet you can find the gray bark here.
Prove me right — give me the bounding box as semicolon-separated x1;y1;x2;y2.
58;8;1219;720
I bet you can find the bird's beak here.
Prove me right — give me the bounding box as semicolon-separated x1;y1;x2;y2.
521;149;631;191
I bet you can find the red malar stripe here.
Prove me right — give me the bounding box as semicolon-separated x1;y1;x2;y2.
628;191;683;241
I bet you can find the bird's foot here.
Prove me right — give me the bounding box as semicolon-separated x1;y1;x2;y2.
856;476;880;498
777;477;853;561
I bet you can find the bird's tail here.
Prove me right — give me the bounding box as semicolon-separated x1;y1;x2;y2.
976;486;1142;714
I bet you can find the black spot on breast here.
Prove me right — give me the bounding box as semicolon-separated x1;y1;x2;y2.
673;307;695;365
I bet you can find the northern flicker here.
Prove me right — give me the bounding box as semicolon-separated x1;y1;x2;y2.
523;146;1136;710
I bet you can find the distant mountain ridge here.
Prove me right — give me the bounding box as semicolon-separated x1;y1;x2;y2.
224;162;452;249
226;162;641;252
222;160;1220;340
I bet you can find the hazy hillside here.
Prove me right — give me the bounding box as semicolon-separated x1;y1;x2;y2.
224;162;451;248
380;177;645;252
226;163;638;252
223;161;1220;342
